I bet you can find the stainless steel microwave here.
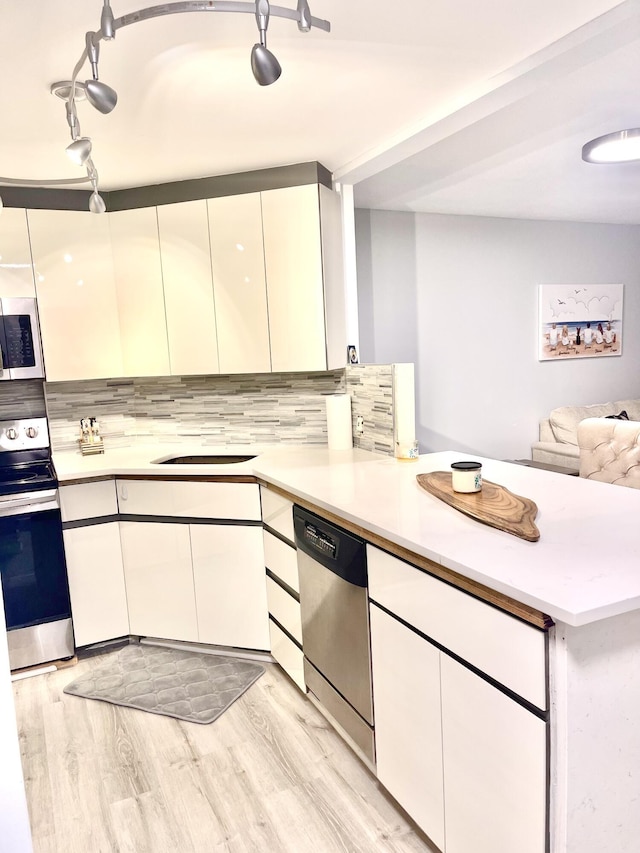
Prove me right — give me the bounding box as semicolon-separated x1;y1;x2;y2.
0;297;45;380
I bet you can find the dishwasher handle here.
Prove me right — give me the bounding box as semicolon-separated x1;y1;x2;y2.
293;505;368;588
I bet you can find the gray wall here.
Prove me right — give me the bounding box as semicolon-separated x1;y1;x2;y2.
356;209;640;461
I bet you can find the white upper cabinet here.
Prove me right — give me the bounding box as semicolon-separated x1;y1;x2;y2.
261;184;327;372
0;209;36;298
109;207;170;377
157;200;219;376
28;209;123;381
261;184;346;373
26;179;346;382
208;193;271;374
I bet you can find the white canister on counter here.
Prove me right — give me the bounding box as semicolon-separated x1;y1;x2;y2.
451;461;482;493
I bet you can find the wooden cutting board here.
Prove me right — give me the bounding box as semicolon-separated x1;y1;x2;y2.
416;472;540;542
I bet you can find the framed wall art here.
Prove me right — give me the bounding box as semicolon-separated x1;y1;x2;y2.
538;283;623;361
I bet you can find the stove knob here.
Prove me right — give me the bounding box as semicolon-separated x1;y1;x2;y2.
6;428;18;440
25;426;38;439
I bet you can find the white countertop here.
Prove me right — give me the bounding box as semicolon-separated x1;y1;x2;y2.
53;444;640;627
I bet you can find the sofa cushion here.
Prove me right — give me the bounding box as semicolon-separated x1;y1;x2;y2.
549;402;617;445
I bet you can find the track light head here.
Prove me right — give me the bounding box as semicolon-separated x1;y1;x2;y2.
66;137;93;166
297;0;312;32
101;0;116;40
85;79;118;113
89;189;107;213
250;43;282;85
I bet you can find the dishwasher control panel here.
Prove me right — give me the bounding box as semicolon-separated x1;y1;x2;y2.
303;522;337;559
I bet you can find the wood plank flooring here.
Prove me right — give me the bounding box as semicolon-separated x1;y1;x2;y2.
12;650;439;853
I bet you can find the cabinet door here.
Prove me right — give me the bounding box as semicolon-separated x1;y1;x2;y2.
109;208;170;377
157;200;219;376
120;521;198;642
440;655;547;853
191;524;269;650
28;209;123;380
64;522;129;647
208;193;271;374
261;184;327;372
370;604;445;851
0;208;35;298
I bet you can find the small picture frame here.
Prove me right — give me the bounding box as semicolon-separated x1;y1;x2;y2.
347;345;359;364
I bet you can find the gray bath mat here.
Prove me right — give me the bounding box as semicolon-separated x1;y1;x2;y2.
63;644;265;724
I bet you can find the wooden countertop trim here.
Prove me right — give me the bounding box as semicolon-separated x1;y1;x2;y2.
259;480;554;631
59;474;116;486
61;473;258;485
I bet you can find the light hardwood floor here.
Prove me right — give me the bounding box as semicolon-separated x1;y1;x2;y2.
13;650;438;853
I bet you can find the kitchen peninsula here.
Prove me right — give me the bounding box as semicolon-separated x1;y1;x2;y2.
53;445;640;853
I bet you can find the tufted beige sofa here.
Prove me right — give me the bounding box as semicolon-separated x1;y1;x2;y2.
578;418;640;488
532;399;640;472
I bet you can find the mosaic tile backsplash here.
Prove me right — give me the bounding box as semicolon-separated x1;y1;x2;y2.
0;380;46;421
44;365;399;456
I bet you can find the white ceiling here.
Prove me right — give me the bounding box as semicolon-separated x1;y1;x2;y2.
1;0;638;223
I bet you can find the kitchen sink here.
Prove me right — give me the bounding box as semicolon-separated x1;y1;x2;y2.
157;454;256;465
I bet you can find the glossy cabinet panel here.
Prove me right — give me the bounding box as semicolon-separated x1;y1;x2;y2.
120;521;198;642
0;208;36;298
29;209;123;380
370;604;445;851
109;207;170;377
260;487;294;542
60;480;118;521
64;522;129;647
261;184;327;372
263;530;299;593
117;479;261;521
157;200;219;376
191;524;269;650
208;193;271;374
441;655;547;853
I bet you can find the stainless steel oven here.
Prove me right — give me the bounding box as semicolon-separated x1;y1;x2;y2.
0;297;45;381
0;418;73;670
294;506;375;764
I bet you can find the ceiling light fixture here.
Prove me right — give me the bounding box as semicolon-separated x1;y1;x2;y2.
582;129;640;164
51;0;330;213
1;1;329;214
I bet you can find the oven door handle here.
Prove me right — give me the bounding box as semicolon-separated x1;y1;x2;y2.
0;489;60;517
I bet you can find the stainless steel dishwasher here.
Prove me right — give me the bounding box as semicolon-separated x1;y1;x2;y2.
293;506;374;763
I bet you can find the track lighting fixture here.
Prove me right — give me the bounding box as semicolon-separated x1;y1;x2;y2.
45;1;331;213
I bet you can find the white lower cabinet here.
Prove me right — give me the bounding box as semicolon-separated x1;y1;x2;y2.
370;604;445;850
191;524;269;650
440;655;547;853
119;521;199;642
369;544;548;853
61;480;129;648
63;523;129;648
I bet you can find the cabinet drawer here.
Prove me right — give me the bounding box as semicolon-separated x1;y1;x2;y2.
367;545;547;710
269;618;305;692
261;487;294;542
117;480;260;520
60;480;118;521
266;576;302;645
263;530;298;593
